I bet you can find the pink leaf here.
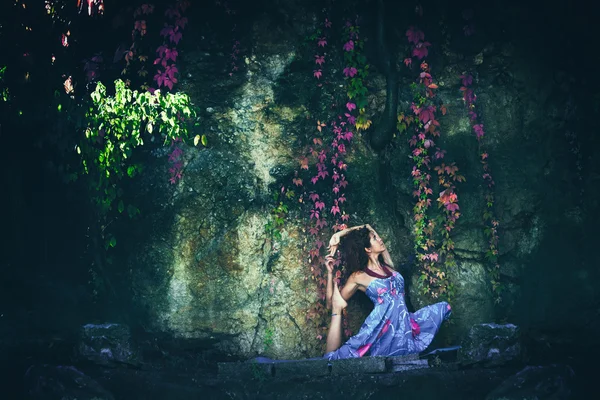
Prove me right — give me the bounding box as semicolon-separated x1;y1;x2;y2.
160;25;174;37
343;67;357;77
460;74;473;87
170;29;182;44
406;27;425;44
412;41;431;59
473;124;485;139
176;17;188;29
165;7;180;19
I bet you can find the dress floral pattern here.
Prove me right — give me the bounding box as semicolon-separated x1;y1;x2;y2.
324;268;452;360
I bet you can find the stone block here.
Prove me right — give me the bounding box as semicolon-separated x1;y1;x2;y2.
459;323;521;367
386;353;419;365
330;356;386;376
390;359;429;372
217;361;274;380
77;323;140;367
274;359;330;378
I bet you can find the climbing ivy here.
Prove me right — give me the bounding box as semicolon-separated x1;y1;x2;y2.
402;23;464;302
0;66;8;101
77;79;197;247
265;190;292;241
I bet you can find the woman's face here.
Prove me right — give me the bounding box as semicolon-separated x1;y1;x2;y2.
368;232;386;254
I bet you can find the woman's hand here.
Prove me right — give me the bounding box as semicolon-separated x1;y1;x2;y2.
329;232;341;247
324;255;335;274
327;233;341;256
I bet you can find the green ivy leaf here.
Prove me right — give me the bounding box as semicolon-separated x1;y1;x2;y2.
127;165;136;177
127;204;140;219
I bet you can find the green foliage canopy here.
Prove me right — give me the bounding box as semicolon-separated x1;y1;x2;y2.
76;79;196;246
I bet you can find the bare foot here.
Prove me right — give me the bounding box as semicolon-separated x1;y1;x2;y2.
332;281;348;312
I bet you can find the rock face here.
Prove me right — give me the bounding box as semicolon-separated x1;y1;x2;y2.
458;323;521;367
24;365;115;400
124;6;325;360
485;364;575;400
117;1;599;359
77;324;140;367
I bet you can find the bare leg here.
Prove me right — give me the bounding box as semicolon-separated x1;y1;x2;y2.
325;282;348;353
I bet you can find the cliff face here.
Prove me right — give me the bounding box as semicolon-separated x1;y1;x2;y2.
119;0;600;359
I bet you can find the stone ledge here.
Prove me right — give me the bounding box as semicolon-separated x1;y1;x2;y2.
330;356;387;376
217;361;273;379
275;359;330;378
217;353;428;378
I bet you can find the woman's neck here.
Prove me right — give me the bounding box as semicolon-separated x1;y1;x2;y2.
364;254;391;278
367;255;382;271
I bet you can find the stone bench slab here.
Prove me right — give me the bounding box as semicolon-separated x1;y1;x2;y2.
217;353;427;378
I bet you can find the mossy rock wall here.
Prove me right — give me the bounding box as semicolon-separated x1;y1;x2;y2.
119;1;600;359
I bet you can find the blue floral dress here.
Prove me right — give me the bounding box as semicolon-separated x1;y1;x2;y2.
324;266;452;360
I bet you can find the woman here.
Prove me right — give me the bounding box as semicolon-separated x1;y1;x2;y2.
323;224;452;360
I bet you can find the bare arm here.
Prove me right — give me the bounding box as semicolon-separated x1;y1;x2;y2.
339;273;359;301
327;272;359;308
327;224;368;256
326;257;333;309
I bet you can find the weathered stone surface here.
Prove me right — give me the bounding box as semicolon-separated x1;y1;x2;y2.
90;362;521;400
485;364;575;400
387;353;419;364
123;7;329;361
330;356;387;376
24;365;115;400
219;356;388;378
116;0;600;361
217;360;274;380
389;359;429;372
274;358;331;378
77;324;139;367
449;262;496;338
218;354;424;378
459;323;521;367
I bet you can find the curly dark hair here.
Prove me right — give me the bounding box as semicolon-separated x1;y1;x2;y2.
338;227;374;282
